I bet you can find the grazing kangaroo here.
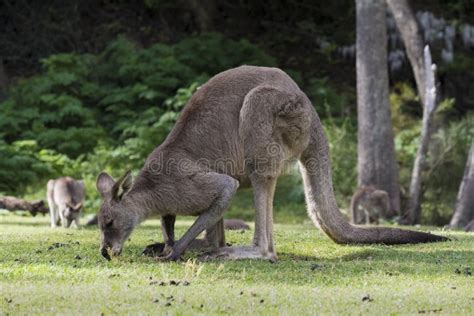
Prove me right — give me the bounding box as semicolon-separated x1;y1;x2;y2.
47;177;84;228
96;66;447;262
350;186;389;225
465;220;474;232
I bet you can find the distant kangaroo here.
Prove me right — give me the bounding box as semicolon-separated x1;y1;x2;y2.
96;66;447;262
47;177;84;228
350;186;389;225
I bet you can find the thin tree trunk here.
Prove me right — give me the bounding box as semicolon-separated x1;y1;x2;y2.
356;0;400;216
449;141;474;228
406;46;437;224
387;0;426;106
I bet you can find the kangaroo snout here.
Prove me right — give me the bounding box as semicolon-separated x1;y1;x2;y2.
100;247;111;261
100;243;122;261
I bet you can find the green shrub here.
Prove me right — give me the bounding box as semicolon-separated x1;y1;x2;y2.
420;114;473;224
0;33;276;159
0;33;276;205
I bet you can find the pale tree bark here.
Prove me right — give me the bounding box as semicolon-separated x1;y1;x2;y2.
387;0;426;105
449;141;474;228
356;0;400;216
406;46;438;224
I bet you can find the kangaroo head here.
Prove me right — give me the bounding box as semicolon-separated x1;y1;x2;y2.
66;202;82;214
96;170;138;260
65;202;83;218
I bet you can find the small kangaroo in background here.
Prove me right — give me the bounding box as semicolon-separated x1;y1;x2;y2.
350;186;389;225
47;177;84;228
96;66;447;262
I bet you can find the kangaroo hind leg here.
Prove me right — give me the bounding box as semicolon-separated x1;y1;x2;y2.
47;180;58;228
201;175;277;262
202;85;301;261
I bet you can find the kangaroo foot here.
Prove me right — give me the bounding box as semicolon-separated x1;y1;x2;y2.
142;242;167;257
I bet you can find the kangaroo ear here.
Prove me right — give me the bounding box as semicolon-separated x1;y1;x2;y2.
112;170;133;201
96;172;115;198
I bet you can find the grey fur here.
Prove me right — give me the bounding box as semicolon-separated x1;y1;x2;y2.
96;66;447;262
47;177;84;228
350;186;389;225
465;220;474;232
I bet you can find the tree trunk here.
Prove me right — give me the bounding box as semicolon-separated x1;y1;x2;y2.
356;0;400;216
387;0;426;106
449;141;474;228
406;46;438;224
0;196;48;216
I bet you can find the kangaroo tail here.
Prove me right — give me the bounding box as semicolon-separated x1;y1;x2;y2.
299;114;448;244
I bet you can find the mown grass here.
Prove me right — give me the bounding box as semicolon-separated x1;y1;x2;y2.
0;212;473;315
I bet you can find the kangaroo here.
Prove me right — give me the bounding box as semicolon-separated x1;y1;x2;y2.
350;186;389;225
47;177;84;228
96;66;447;262
465;220;474;232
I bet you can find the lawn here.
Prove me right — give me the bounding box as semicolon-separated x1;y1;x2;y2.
0;212;473;315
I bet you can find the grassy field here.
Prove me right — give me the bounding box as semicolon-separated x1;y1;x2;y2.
0;212;473;315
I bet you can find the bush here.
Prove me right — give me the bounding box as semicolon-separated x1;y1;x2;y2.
0;33;276;204
0;33;276;159
420;114;473;224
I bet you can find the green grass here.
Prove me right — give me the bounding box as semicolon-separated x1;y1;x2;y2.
1;212;473;315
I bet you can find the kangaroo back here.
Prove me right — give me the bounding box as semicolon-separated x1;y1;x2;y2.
52;177;84;206
48;177;84;228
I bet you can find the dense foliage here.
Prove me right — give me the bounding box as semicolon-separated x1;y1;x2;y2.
0;34;276;205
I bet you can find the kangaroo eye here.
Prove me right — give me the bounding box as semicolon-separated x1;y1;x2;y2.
105;220;114;228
